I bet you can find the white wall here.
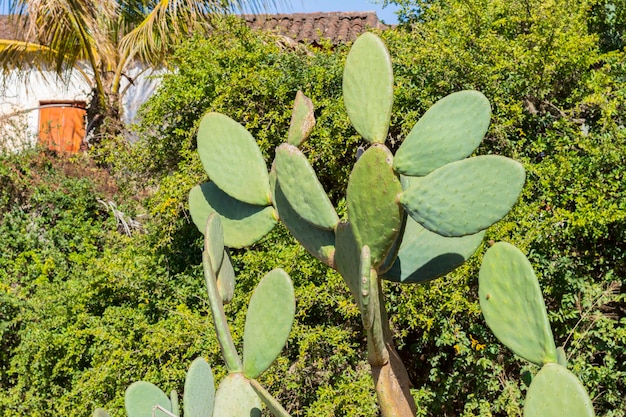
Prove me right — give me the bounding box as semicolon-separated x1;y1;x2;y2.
0;64;163;151
0;68;91;151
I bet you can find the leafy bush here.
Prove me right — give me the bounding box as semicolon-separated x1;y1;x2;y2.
128;12;624;415
1;4;624;415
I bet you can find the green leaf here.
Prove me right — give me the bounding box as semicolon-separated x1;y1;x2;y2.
287;90;315;147
479;242;557;366
213;374;262;417
243;269;295;379
189;182;277;248
524;363;595;417
197;112;271;206
125;382;171;417
394;91;491;176
382;217;485;284
343;32;393;143
274;143;339;230
399;156;525;237
347;144;403;266
184;357;215;417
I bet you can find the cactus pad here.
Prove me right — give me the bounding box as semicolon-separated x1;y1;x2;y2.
479;242;557;366
383;217;485;283
213;374;262;417
334;221;361;301
125;381;171;417
273;178;336;265
216;250;236;304
393;91;491;176
343;32;393;144
287;91;316;147
274;143;339;230
184;357;215;417
189;182;277;248
556;346;568;368
399;155;525;237
359;245;375;330
197;112;271;206
524;363;595;417
203;211;225;273
347;144;403;266
243;269;295;379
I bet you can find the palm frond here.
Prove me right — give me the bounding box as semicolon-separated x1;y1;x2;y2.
118;0;287;66
0;38;58;71
0;38;92;84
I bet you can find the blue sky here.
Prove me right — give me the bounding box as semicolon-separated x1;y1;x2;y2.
273;1;399;24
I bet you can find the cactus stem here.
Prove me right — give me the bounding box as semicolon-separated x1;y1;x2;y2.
249;379;292;417
152;405;178;417
366;270;388;366
203;219;243;373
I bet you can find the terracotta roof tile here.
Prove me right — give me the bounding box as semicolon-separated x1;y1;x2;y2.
1;11;387;44
244;11;388;44
0;15;23;40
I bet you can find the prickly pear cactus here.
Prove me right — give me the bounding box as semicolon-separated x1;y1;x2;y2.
184;31;527;417
189;32;525;288
119;214;295;417
479;242;595;417
479;242;557;366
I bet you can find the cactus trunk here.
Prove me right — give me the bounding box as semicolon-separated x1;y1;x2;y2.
370;326;417;416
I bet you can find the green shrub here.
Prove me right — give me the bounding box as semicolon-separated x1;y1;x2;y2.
1;3;624;414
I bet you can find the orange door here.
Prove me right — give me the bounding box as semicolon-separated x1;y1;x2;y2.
38;103;86;153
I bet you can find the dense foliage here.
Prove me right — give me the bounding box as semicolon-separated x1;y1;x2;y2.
1;3;624;416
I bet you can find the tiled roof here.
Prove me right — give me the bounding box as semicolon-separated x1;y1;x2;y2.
0;15;24;41
0;11;387;44
244;11;387;44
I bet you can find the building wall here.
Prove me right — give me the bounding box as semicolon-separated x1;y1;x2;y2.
0;64;163;152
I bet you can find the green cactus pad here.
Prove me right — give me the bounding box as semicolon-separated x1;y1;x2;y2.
347;144;403;266
334;221;361;301
274;178;336;265
393;91;491;176
125;381;171;417
359;246;375;330
399;155;525;237
213;374;262;417
92;409;111;417
382;216;485;283
557;346;568;368
287;91;316;147
274;143;339;230
524;363;595;417
203;212;225;273
170;390;179;416
197;112;271;206
479;242;557;366
343;32;393;144
184;357;215;417
243;269;295;379
216;250;236;304
189;182;277;248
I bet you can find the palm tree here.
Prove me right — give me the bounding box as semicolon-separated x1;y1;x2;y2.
0;0;286;141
